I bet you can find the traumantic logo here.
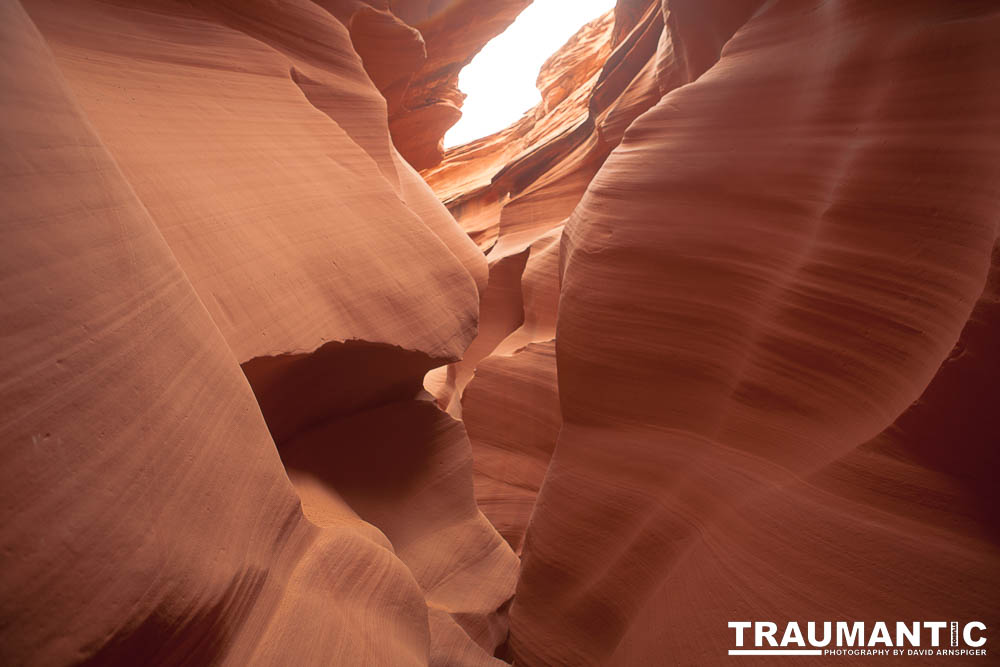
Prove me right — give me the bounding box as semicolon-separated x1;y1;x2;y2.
727;621;988;658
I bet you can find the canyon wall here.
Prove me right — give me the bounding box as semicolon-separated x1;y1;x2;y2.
2;1;519;665
1;0;998;666
424;1;1000;664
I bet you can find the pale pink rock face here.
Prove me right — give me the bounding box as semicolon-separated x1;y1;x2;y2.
1;1;998;665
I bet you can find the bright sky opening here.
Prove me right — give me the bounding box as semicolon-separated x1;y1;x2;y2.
444;0;616;149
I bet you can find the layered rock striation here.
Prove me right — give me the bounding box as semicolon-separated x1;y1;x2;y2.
2;1;998;666
423;1;1000;665
3;1;519;665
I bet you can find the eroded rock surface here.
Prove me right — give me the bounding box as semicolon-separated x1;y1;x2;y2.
3;1;517;665
423;1;1000;665
2;1;998;666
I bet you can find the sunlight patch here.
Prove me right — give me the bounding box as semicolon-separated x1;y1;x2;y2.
444;0;616;148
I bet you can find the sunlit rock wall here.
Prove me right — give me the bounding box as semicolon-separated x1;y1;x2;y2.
423;1;1000;665
2;1;998;666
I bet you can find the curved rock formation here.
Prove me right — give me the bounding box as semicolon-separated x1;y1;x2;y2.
0;5;432;664
421;1;665;552
417;1;1000;664
507;2;1000;665
3;0;517;664
333;0;534;170
3;0;999;665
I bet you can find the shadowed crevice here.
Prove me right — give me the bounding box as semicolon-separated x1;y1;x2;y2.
242;339;445;446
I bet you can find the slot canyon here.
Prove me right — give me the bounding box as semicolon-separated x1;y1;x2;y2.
1;1;998;665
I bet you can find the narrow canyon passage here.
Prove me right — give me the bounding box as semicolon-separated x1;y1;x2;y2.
1;1;998;666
